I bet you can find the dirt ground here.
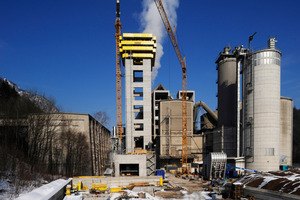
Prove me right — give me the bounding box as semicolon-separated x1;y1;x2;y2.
154;173;209;199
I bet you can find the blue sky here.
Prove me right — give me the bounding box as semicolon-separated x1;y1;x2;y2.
1;0;300;129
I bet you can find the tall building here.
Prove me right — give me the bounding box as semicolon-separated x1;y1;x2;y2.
120;33;157;153
113;33;157;177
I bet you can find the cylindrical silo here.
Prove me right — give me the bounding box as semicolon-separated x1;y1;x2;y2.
215;47;238;158
216;47;237;127
243;38;281;171
280;97;293;167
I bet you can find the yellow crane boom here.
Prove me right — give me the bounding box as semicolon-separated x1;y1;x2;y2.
154;0;188;174
115;0;122;141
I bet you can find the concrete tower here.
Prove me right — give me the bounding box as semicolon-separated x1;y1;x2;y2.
120;33;156;153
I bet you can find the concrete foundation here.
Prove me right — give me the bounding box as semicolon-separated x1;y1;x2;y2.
113;154;156;177
72;176;162;189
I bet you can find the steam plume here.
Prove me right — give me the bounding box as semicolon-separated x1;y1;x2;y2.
140;0;179;82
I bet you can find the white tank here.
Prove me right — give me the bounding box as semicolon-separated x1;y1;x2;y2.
243;39;281;171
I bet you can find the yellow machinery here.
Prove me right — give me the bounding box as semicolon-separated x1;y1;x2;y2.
66;185;71;196
110;187;122;193
154;0;188;174
91;183;108;192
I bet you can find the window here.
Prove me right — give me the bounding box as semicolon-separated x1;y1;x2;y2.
134;70;143;82
134;123;144;131
134;136;144;149
134;87;143;101
265;148;274;156
134;105;143;119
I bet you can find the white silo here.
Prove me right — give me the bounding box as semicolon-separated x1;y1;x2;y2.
243;38;281;171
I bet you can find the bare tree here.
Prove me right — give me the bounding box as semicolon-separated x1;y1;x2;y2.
93;111;110;126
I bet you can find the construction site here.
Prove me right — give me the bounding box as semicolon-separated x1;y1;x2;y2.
10;0;299;200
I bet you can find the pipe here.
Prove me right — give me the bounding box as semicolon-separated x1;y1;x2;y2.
193;101;218;124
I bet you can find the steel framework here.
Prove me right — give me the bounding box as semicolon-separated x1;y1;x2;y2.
115;0;122;141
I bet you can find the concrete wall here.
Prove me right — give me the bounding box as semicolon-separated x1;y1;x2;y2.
114;154;147;177
213;126;237;157
45;113;111;176
159;100;200;167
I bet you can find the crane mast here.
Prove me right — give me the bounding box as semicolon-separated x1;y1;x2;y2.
115;0;122;142
154;0;188;174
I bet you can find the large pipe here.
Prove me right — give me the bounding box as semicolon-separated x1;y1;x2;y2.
193;101;218;126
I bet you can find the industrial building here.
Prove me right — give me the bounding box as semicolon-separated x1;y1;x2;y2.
111;0;293;174
151;85;202;169
49;113;111;176
113;36;293;175
0;113;111;176
202;38;293;172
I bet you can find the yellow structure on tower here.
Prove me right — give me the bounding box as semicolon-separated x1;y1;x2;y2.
119;33;157;67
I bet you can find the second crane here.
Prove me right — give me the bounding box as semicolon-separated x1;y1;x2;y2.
154;0;188;174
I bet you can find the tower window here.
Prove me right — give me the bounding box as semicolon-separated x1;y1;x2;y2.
134;87;143;101
134;70;143;82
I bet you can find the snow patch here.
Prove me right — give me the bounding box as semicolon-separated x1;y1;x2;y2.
258;176;277;188
109;190;160;200
16;178;71;200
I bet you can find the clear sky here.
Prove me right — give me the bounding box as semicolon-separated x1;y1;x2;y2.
1;0;300;129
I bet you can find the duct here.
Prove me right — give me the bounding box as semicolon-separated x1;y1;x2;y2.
193;101;218;130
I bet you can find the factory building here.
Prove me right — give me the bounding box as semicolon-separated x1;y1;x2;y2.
152;84;171;142
51;113;111;176
114;33;293;174
159;99;202;168
207;38;293;172
0;113;111;176
151;85;202;170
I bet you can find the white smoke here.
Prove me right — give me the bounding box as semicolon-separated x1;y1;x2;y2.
140;0;179;82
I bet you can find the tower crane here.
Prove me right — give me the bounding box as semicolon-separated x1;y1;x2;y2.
154;0;188;174
115;0;122;142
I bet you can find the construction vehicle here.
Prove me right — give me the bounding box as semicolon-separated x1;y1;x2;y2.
115;0;122;142
154;0;188;174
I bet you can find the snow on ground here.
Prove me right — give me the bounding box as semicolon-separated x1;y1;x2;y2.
0;177;40;200
109;190;160;200
16;178;71;200
235;170;300;195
